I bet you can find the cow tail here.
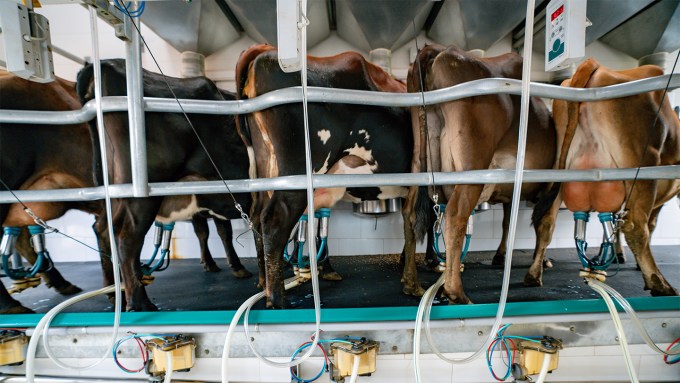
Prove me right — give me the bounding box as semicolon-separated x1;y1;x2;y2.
532;58;600;227
408;45;443;242
413;186;430;242
75;62;103;187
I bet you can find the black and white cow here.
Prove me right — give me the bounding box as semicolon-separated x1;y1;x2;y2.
77;59;253;311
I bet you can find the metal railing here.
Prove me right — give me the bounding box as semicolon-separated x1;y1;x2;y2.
0;75;679;204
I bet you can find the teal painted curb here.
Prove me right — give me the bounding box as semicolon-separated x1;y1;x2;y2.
1;296;678;328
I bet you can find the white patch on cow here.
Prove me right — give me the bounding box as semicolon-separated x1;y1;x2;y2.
343;144;377;171
358;129;370;143
156;195;201;223
315;152;331;174
317;129;331;145
247;146;257;179
156;195;229;223
377;186;408;199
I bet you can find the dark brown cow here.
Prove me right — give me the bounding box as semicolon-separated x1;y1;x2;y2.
235;45;414;308
0;71;98;313
403;45;557;304
77;60;252;311
537;58;679;296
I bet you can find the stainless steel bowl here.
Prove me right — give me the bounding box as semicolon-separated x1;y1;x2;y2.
352;198;402;215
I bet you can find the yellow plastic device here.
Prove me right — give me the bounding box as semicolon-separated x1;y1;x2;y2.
0;330;28;366
146;335;196;377
330;338;379;381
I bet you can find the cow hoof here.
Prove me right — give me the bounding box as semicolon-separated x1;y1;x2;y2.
56;283;83;296
648;275;679;296
403;284;425;297
444;292;472;305
543;258;553;269
616;252;626;264
203;263;222;272
491;254;505;266
126;301;159;312
266;295;290;309
232;268;253;279
523;273;543;287
0;305;35;314
321;271;343;281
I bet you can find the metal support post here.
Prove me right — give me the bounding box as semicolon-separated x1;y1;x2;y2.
124;12;149;197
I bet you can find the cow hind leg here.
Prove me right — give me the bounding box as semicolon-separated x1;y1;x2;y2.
115;202;161;312
261;191;307;308
401;191;424;296
251;192;267;289
442;185;484;304
192;215;221;272
214;218;252;278
524;194;561;287
492;203;511;266
622;200;678;296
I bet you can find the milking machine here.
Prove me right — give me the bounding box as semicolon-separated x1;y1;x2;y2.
573;211;620;282
431;202;491;273
140;221;175;282
284;208;331;280
571;209;680;382
1;226;54;293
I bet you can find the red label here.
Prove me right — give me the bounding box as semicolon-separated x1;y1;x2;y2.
551;4;564;21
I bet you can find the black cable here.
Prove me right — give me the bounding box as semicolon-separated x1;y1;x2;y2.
620;50;680;213
119;8;256;235
0;177;111;259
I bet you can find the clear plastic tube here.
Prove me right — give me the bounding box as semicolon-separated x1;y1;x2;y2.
591;279;680;356
25;6;123;381
413;0;536;380
587;279;639;383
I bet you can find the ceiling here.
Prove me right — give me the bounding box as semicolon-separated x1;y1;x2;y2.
139;0;680;60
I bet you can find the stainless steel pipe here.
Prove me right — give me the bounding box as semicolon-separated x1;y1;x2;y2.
1;75;679;124
124;16;149;197
0;166;677;204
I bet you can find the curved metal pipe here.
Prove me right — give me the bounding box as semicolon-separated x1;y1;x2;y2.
2;75;679;124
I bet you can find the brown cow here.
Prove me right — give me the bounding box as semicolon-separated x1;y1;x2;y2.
535;58;679;296
403;45;557;304
0;71;100;313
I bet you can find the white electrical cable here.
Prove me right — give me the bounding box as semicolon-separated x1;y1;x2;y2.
593;279;680;356
587;279;639;383
24;6;123;382
348;355;361;383
220;2;322;381
163;352;174;383
413;0;536;381
535;352;552;383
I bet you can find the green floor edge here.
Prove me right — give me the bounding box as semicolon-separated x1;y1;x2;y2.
1;296;678;328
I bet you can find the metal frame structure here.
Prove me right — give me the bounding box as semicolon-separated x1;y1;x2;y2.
1;75;679;204
1;71;679;329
